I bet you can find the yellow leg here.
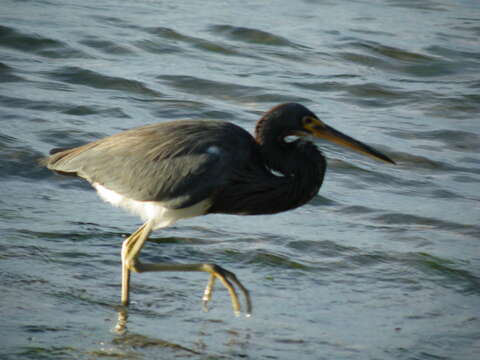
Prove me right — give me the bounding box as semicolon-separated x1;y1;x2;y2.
120;222;252;316
121;222;151;306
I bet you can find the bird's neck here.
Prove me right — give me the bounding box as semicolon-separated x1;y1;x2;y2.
254;113;326;208
261;139;326;213
207;137;325;216
208;114;326;216
255;114;291;173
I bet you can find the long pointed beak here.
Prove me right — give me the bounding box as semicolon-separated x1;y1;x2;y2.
309;123;395;164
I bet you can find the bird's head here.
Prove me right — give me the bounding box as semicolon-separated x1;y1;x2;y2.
256;103;395;164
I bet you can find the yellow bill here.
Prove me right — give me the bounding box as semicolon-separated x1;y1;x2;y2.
301;116;395;164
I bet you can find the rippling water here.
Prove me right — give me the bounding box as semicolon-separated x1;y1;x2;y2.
1;0;479;359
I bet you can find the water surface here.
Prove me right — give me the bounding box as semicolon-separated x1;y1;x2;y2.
1;0;479;359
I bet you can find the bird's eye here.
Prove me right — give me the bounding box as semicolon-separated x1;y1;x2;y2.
302;116;319;128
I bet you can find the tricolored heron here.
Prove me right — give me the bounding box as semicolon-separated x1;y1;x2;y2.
42;103;394;316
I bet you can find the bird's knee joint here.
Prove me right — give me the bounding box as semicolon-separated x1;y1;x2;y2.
202;263;218;272
203;263;232;277
125;258;144;273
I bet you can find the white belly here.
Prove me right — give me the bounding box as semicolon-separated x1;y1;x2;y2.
93;183;211;230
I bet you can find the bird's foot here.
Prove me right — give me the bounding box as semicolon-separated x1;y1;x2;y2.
200;264;252;317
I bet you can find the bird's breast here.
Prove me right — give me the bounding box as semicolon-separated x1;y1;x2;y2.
93;183;212;229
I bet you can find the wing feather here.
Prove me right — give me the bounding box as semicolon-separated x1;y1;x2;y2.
43;120;256;208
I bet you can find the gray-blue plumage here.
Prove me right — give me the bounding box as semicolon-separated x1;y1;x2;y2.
44;120;258;210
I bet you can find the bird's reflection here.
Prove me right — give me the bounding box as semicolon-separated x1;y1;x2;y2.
112;305;251;357
112;300;251;357
112;306;201;354
114;306;128;334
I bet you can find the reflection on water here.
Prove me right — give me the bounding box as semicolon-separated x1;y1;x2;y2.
1;0;480;359
113;306;254;357
114;306;128;334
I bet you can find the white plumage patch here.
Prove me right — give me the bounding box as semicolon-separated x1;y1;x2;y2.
93;183;211;230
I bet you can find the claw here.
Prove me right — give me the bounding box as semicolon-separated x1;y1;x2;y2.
202;274;216;312
201;264;252;317
119;227;253;317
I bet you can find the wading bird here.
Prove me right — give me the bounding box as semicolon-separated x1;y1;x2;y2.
42;103;394;316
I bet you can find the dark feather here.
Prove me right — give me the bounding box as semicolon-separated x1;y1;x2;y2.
43;120;256;209
43;103;329;214
208;139;325;215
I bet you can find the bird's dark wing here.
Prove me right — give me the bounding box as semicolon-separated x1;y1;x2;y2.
42;120;257;209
